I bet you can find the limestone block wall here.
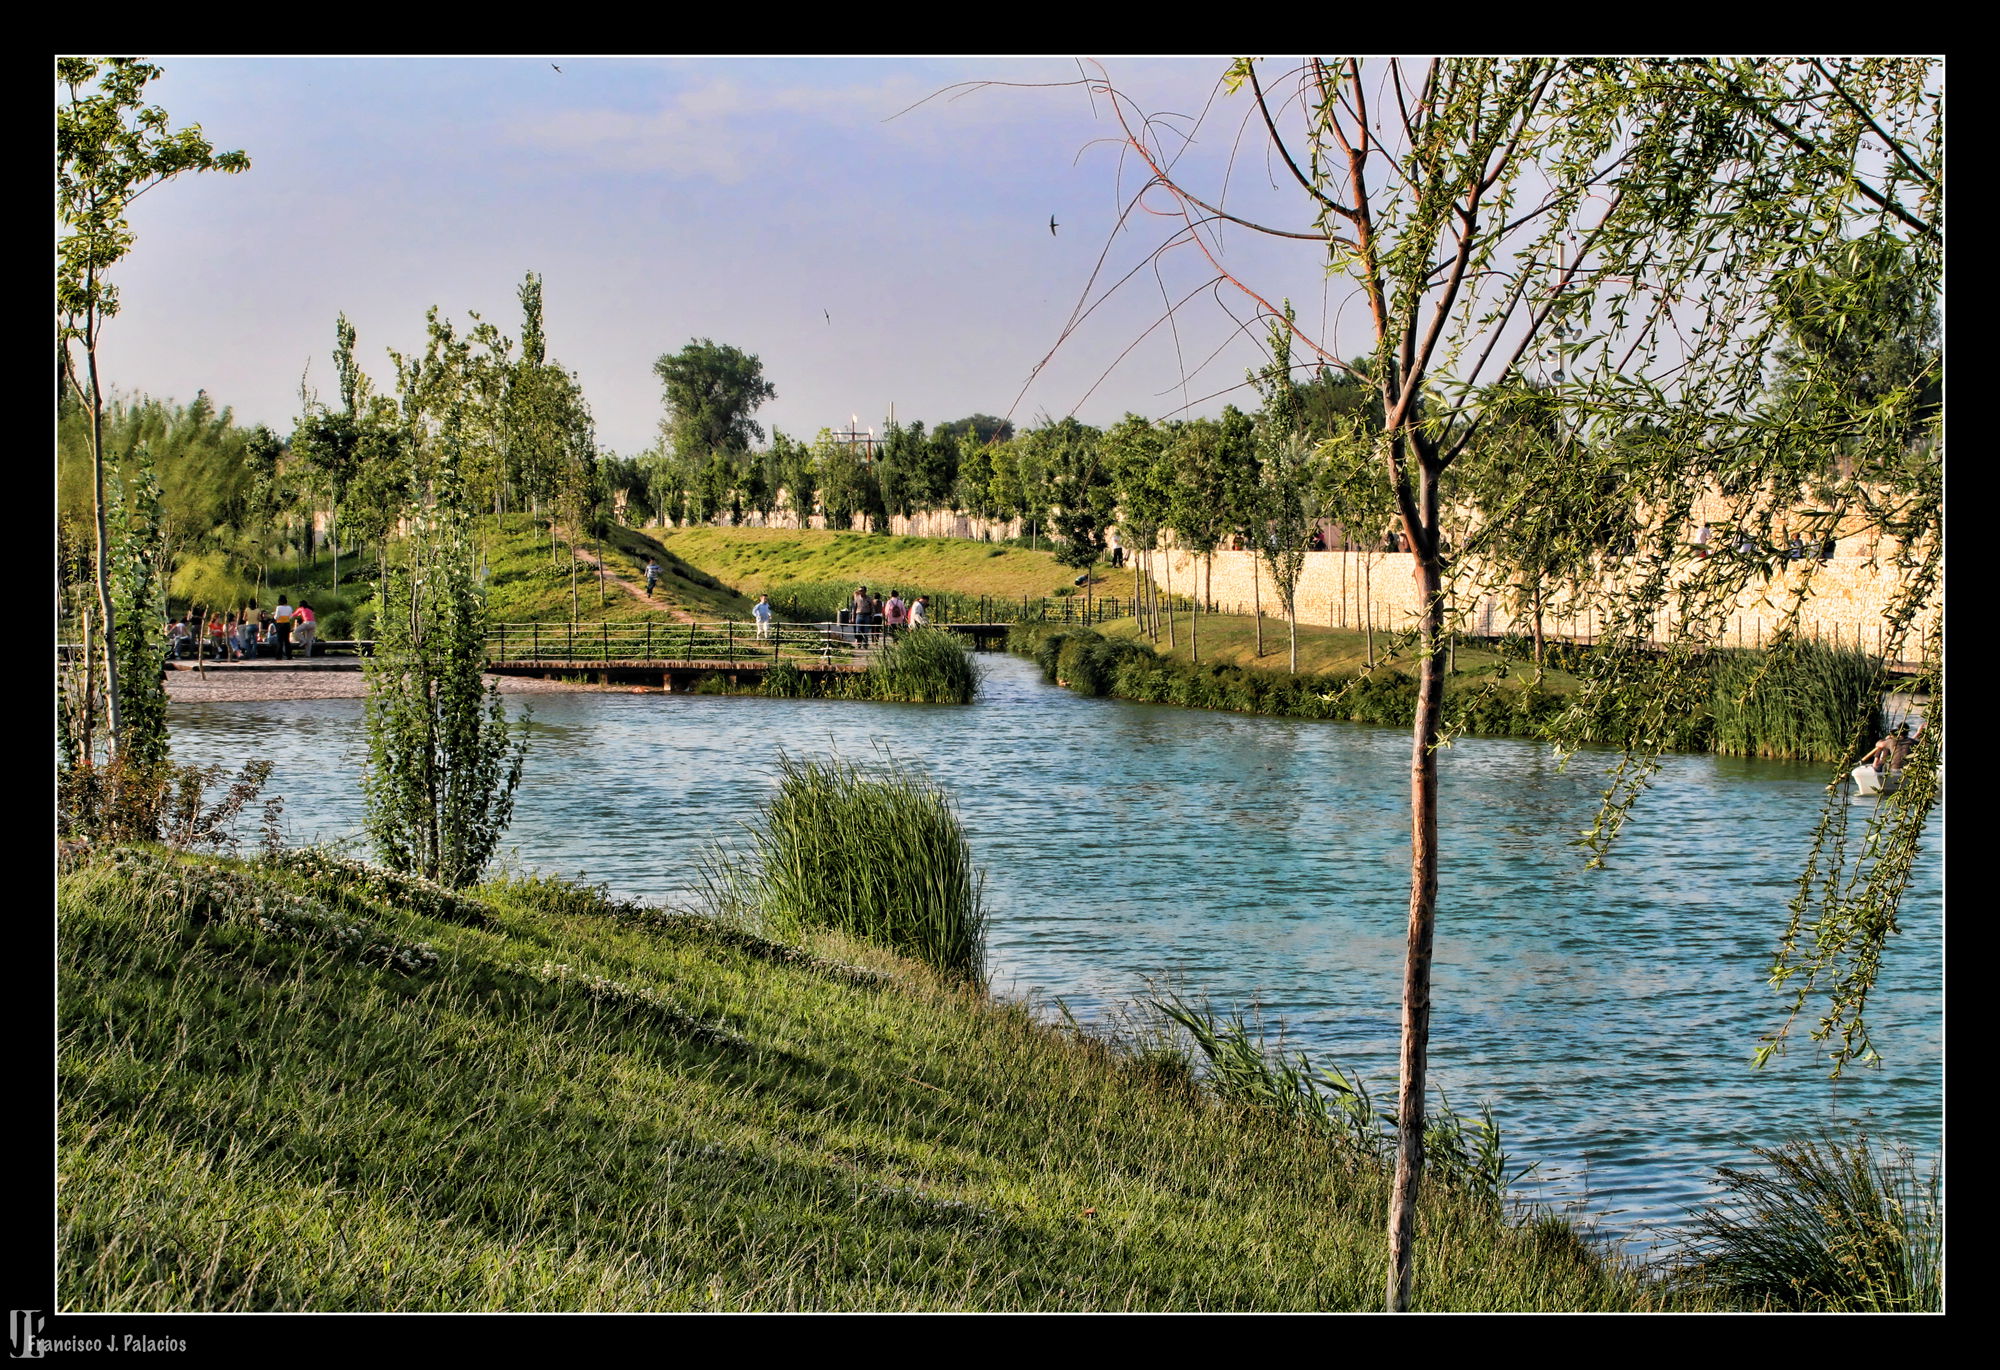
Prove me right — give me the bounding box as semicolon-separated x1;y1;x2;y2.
679;507;1028;541
1143;548;1940;661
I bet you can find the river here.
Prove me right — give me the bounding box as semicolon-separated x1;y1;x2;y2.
168;651;1943;1257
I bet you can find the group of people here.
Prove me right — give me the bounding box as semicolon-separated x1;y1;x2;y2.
1693;522;1837;563
843;585;927;640
166;598;318;662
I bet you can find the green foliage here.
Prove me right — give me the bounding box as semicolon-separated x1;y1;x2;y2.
703;755;987;985
107;463;169;769
1670;1133;1940;1311
362;316;528;889
861;628;977;704
1708;643;1882;763
653;338;777;460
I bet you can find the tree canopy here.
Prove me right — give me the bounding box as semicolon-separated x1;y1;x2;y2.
653;339;777;459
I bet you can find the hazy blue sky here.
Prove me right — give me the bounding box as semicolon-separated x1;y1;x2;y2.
79;56;1356;454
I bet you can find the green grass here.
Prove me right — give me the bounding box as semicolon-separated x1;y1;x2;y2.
699;754;987;984
1669;1133;1941;1311
659;526;1140;606
1708;642;1884;763
478;515;753;623
57;842;1681;1312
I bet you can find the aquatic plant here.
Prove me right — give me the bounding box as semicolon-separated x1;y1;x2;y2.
862;628;976;704
1670;1133;1940;1311
1709;642;1883;762
705;754;986;985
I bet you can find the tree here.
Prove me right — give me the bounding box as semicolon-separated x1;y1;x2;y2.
58;57;247;758
1034;418;1115;612
364;310;527;888
653;339;776;460
1063;56;1940;1309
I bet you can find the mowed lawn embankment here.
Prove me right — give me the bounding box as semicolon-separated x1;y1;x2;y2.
659;527;1140;608
57;848;1659;1312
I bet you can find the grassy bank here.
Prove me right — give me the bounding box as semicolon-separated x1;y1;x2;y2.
58;844;1671;1312
659;526;1139;609
1018;622;1890;760
1018;623;1586;744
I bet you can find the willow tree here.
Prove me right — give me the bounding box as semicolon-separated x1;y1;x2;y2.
1066;57;1940;1310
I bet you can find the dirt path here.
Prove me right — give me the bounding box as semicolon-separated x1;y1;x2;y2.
569;547;700;623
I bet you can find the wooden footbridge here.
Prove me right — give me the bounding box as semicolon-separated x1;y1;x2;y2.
483;619;1010;690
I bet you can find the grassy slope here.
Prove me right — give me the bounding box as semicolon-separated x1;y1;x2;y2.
58;850;1658;1313
660;527;1140;605
478;515;753;623
1094;613;1585;694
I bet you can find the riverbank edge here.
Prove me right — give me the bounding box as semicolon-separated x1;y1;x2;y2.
56;845;1686;1312
1009;622;1907;762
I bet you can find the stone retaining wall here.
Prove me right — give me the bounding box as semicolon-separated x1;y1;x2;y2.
1143;548;1939;660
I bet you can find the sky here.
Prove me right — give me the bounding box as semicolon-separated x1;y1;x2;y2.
71;56;1360;455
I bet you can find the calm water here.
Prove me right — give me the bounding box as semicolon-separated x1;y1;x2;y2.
170;653;1943;1255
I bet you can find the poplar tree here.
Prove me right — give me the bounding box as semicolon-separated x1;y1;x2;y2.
58;57;247;757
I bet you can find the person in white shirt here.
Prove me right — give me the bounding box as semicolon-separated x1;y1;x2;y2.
752;594;773;639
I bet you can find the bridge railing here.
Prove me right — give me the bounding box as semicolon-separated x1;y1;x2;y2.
485;620;876;666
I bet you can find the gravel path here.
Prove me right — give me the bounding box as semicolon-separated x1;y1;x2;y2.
165;666;606;704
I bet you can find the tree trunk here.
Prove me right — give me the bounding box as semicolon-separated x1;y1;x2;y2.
85;298;121;751
1164;554;1176;649
1290;604;1298;675
1386;512;1446;1313
1253;556;1263;657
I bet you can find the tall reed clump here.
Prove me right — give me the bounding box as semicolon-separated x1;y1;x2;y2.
706;755;986;986
1709;642;1883;762
1670;1133;1941;1311
1154;998;1526;1209
862;628;977;704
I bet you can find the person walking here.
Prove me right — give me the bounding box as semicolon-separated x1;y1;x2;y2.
752;594;773;639
908;595;928;629
884;590;906;636
644;559;661;597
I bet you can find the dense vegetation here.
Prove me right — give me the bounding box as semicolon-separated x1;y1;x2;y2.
1016;624;1887;762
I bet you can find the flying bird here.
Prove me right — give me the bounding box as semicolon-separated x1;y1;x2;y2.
1049;215;1059;236
824;309;831;325
551;63;563;74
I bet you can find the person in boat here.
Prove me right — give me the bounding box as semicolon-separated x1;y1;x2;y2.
1861;723;1913;774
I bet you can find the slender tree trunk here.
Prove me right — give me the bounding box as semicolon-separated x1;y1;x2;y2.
1290;604;1298;675
1387;492;1446;1313
84;299;122;749
1364;553;1375;668
1164;553;1176;649
1253;556;1263;657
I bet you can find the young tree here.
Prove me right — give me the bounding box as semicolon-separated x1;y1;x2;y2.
1065;56;1941;1309
1036;418;1115;614
364;311;527;888
58;57;247;756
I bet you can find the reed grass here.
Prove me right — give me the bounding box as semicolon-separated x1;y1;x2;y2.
860;628;977;704
705;754;987;985
1670;1133;1941;1311
1708;642;1884;762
